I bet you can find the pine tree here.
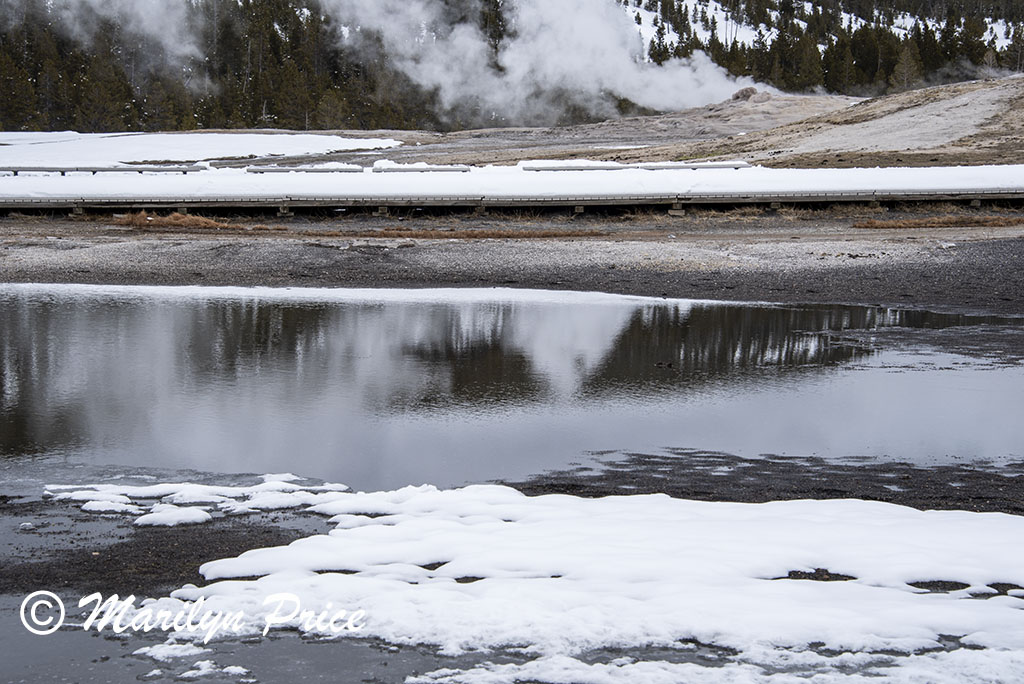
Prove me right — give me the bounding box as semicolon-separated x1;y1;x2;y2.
766;26;795;88
850;26;879;85
272;58;314;129
0;50;38;130
648;22;671;64
889;40;923;91
142;76;195;131
73;36;138;132
915;23;945;73
959;16;989;64
792;33;824;90
875;27;901;87
313;89;352;129
1003;25;1024;72
479;0;507;58
751;30;771;81
823;35;855;93
939;12;961;62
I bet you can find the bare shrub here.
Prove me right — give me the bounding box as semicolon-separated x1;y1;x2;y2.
113;211;233;230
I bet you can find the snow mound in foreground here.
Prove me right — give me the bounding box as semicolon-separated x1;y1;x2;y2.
53;478;1024;681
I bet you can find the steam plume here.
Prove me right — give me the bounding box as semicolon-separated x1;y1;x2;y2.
2;0;758;125
327;0;757;123
46;0;198;61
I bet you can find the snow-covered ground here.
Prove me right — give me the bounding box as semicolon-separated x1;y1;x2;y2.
0;131;399;167
50;474;1024;683
5;116;1023;204
1;159;1022;204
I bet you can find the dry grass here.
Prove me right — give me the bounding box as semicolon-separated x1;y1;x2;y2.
804;203;887;218
2;212;51;223
853;215;1024;230
889;201;967;214
114;211;233;230
299;227;606;239
112;211;284;232
703;206;769;222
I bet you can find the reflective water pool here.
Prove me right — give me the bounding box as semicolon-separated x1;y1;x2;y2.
2;284;1022;490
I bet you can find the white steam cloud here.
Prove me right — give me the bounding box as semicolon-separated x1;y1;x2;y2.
327;0;758;123
4;0;759;125
6;0;198;62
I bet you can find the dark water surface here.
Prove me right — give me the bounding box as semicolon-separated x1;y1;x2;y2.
2;284;1023;491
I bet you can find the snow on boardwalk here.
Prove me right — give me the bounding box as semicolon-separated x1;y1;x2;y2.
50;476;1024;682
2;159;1023;209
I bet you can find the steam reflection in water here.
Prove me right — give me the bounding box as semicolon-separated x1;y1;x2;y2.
1;285;1022;489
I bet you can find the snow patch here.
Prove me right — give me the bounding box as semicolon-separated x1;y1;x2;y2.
134;504;212;527
133;642;211;662
55;475;1024;679
180;659;219;679
46;476;352;525
17;285;687;308
103;483;1024;678
49;490;134;504
260;472;304;483
81;500;146;514
0;131;399;168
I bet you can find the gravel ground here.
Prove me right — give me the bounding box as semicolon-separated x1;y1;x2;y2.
509;450;1024;515
3;208;1024;316
0;498;319;597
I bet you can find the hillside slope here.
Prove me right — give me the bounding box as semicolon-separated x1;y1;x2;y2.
348;75;1021;169
326;91;859;167
640;75;1024;168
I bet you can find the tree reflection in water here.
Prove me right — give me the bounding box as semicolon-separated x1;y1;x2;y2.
0;287;1017;483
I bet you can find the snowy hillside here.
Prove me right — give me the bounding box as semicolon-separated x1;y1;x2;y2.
626;0;1014;54
1;0;1022;132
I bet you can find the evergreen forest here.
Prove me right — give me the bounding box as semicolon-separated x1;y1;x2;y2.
1;0;1022;132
